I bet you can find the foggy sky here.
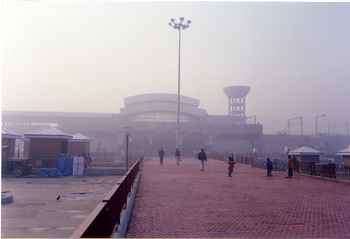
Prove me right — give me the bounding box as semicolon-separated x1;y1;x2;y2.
2;0;350;135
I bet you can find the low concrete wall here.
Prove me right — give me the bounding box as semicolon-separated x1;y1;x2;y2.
84;168;127;175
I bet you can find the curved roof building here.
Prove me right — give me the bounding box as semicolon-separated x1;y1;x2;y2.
120;93;207;123
2;87;264;156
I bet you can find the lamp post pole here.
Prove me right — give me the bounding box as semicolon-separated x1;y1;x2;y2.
169;17;191;149
315;114;326;137
125;126;131;171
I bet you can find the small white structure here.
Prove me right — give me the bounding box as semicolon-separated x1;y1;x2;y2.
337;145;350;167
289;146;323;163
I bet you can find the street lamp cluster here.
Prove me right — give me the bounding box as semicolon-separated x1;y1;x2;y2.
168;17;191;149
168;17;191;30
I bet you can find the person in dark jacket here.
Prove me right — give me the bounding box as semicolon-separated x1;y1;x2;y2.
228;156;235;177
197;148;207;171
158;147;165;165
266;158;273;176
286;155;293;178
175;148;181;165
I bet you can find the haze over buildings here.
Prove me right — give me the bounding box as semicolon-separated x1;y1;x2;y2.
2;1;350;135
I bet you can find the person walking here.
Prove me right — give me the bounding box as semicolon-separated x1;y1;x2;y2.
158;147;165;165
266;158;273;176
197;148;207;171
175;148;181;165
83;153;92;169
286;155;293;178
86;153;93;168
228;156;235;177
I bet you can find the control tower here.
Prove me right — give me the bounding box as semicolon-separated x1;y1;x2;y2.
223;86;250;123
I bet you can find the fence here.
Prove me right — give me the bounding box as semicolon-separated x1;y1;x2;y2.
334;164;350;180
300;161;336;178
237;156;254;167
30;154;60;168
207;154;226;162
208;155;254;166
30;154;139;169
90;156;139;168
70;159;141;238
237;157;350;181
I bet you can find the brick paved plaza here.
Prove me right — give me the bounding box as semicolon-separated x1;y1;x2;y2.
126;157;350;238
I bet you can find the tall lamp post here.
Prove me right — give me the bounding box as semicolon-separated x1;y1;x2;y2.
168;17;191;149
316;114;326;137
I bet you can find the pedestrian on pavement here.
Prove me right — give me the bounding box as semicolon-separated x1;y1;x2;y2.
286;155;293;178
158;147;165;165
266;158;273;176
175;148;181;165
197;148;207;171
86;153;93;168
228;156;235;177
83;153;92;169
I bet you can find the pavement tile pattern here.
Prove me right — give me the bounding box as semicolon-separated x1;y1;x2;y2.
126;157;350;238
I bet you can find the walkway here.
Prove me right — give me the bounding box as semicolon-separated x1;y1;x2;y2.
126;157;350;238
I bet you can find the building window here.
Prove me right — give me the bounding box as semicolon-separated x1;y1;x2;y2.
128;112;196;123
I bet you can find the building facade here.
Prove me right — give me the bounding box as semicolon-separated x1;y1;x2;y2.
2;90;263;157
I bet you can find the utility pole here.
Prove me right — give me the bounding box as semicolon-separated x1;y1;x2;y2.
316;114;326;137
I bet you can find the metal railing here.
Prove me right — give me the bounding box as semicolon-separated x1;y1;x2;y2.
30;154;139;169
91;156;138;168
70;159;140;238
237;156;254;167
210;154;350;181
334;164;350;180
242;157;350;181
207;154;226;162
30;154;60;168
300;161;337;178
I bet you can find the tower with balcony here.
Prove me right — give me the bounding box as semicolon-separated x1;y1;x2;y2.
223;86;250;124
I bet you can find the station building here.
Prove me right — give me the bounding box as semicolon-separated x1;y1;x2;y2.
2;86;263;157
118;91;262;156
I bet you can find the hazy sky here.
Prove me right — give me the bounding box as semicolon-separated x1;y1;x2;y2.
2;0;350;135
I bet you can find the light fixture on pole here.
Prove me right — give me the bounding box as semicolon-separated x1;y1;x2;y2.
316;114;326;137
169;17;191;149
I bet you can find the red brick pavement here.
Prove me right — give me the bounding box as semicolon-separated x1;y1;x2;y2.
126;157;350;238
